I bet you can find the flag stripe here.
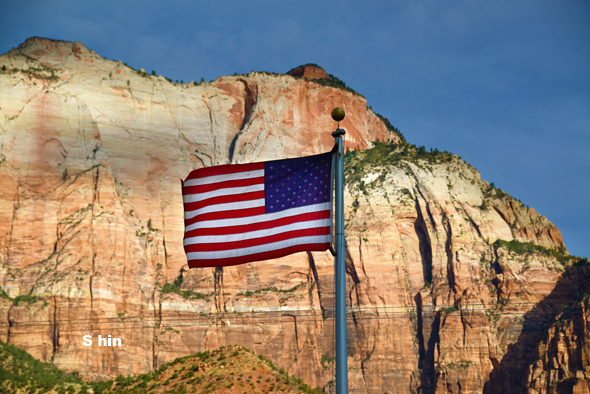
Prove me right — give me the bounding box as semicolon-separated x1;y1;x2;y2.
184;226;331;252
187;243;331;268
184;207;267;225
182;176;264;195
184;198;265;220
185;164;264;182
185;218;331;245
183;184;264;204
186;235;331;260
183;190;265;213
184;210;331;238
185;202;331;231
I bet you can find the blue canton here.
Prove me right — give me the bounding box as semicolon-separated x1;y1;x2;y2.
265;152;332;213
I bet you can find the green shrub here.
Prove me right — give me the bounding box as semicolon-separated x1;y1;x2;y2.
494;239;588;267
440;306;459;315
160;277;211;300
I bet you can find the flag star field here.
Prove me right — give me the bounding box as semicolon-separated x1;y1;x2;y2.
265;155;332;213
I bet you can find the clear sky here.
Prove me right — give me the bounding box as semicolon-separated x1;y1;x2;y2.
1;0;589;258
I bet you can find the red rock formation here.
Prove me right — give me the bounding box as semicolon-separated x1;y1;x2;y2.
287;64;328;80
0;37;588;393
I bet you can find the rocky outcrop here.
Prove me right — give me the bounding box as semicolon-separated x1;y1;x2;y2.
0;37;588;393
287;64;328;80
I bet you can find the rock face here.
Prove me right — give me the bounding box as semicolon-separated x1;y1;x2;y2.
341;146;589;393
526;295;590;394
0;37;588;393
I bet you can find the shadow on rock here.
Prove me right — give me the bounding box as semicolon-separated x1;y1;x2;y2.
483;260;590;393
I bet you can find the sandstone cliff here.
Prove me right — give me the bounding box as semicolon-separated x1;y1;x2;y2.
0;37;588;393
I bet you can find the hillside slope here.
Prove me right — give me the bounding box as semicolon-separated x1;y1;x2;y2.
0;340;320;393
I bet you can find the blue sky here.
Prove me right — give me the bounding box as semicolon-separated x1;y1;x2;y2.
1;0;589;258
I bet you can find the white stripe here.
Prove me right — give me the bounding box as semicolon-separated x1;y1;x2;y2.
184;218;332;246
184;199;265;220
183;169;264;187
183;184;264;204
186;235;332;260
185;202;331;231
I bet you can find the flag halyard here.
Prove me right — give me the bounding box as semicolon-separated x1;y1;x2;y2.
183;152;333;268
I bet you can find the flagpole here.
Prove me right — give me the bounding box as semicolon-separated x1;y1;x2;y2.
331;107;348;394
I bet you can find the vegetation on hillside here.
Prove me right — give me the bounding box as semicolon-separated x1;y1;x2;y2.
494;239;589;268
311;73;362;97
0;340;85;393
343;139;525;212
0;50;59;82
92;345;322;394
370;110;407;144
0;340;323;394
0;284;48;309
344;140;459;192
158;274;213;301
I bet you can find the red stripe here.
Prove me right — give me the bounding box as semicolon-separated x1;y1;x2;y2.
185;162;265;180
182;177;264;195
184;210;331;238
184;191;265;212
184;207;266;226
184;227;330;253
187;243;330;268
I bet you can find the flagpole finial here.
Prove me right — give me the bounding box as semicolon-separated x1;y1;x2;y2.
331;107;345;127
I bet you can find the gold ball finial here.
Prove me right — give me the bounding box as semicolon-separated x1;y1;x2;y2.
331;107;345;122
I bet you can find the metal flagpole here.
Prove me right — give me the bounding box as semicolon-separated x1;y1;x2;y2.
331;107;348;394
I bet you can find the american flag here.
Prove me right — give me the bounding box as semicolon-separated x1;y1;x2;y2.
182;152;333;268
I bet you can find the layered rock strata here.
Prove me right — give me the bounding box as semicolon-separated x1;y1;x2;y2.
0;37;588;393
